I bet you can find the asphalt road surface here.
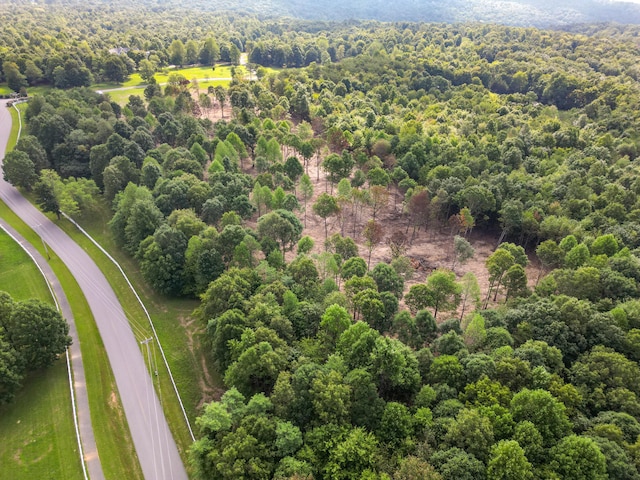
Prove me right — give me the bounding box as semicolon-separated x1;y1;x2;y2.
0;99;188;480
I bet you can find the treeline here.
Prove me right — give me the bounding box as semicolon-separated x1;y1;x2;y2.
5;2;640;94
10;0;640;26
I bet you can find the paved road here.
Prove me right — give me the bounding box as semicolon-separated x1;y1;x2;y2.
0;100;188;479
0;218;105;480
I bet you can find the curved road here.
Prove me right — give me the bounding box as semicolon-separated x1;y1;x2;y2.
0;218;104;480
0;101;188;479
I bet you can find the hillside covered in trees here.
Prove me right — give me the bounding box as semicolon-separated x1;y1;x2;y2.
4;0;640;27
4;1;640;478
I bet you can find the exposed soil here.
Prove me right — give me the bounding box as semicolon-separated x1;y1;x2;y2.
284;160;540;310
177;315;223;409
199;114;541;316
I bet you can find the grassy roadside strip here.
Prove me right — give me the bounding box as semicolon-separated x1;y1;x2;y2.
0;201;143;480
55;207;217;469
7;103;24;152
0;230;84;480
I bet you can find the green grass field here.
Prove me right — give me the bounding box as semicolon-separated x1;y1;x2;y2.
6;103;27;152
0;230;85;480
57;202;221;469
104;87;147;105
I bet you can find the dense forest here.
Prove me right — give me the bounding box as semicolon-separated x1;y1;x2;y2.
5;1;640;478
3;0;640;26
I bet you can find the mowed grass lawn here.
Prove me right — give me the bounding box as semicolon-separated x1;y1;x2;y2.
0;230;85;480
93;64;247;91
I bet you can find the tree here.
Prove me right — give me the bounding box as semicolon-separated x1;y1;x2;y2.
0;333;23;404
487;440;533;480
369;185;389;220
404;284;432;314
138;59;156;82
363;220;384;269
591;234;619;257
2;150;37;191
311;369;351;425
322;152;353;192
224;337;289;397
444;408;495;461
257;210;303;258
498;200;524;244
102;55;128;83
550;435;607;480
510;388;572;447
215;86;227;118
284;156;304;184
342;257;368;280
300;174;314;227
15;135;48;172
367;167;391;187
318;304;351;347
463;313;487;349
429;355;464;390
138;224;188;296
452;235;475;270
324;427;379;480
123;198;164;255
485;248;515;306
313;193;340;239
460;185;496;219
537;239;564;271
407;189;431;237
200;38;221;65
421;269;462;320
459;272;481;321
34;171;61;219
394;456;442;480
430;447;486;480
370;263;404;298
378;402;413;447
3;61;27;92
185;40;199;65
169;39;186;66
3;299;71;370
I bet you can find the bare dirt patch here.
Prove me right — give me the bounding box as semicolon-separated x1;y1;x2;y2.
177;315;222;409
288;161;540;310
201;117;538;313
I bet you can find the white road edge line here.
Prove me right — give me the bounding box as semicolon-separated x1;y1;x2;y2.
63;212;196;442
0;224;89;480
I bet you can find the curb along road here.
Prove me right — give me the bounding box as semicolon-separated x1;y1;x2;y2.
0;99;188;479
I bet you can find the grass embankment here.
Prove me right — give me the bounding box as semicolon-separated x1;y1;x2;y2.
57;202;220;468
0;231;84;480
0;202;144;480
6;103;27;152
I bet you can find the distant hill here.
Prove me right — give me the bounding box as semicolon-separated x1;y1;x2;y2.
240;0;640;26
7;0;640;26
